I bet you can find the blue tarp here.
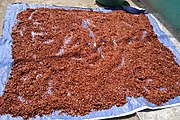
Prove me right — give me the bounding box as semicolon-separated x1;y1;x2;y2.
0;3;180;120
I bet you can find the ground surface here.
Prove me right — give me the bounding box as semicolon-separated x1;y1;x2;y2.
0;0;180;120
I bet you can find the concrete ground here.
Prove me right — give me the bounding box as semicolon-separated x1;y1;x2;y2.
0;0;180;120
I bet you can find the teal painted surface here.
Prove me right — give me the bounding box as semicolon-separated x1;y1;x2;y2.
147;0;180;32
96;0;125;7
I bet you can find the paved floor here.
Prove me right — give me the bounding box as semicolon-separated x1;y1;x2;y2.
0;0;180;120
